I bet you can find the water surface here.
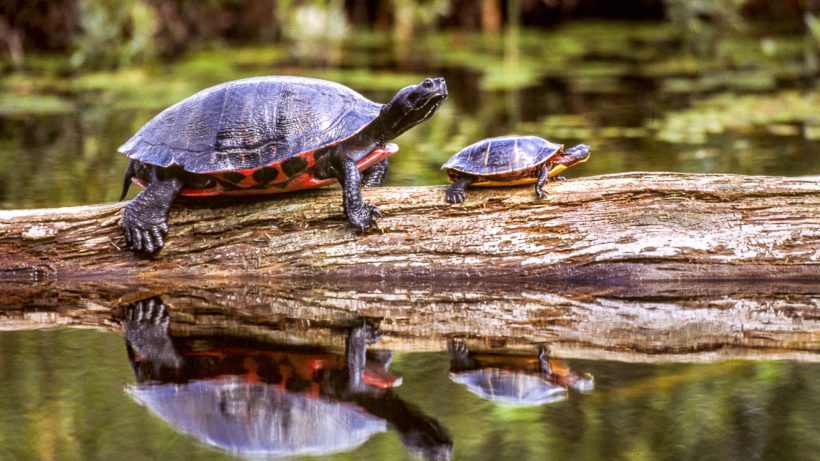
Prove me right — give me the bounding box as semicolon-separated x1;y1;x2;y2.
2;280;819;460
1;327;819;461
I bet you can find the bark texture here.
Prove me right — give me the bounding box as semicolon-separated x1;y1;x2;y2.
0;173;818;281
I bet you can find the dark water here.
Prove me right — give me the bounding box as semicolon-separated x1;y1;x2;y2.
0;24;818;209
2;326;819;461
2;281;819;461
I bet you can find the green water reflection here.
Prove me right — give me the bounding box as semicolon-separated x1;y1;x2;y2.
1;23;818;209
1;328;819;460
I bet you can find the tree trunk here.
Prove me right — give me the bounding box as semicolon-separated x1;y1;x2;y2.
0;173;818;281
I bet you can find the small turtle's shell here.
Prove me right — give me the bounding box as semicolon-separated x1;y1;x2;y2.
450;369;567;406
441;135;562;176
119;76;382;173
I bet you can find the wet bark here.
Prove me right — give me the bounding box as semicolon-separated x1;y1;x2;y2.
0;172;818;281
1;278;818;363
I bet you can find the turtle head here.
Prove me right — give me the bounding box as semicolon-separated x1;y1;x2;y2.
376;77;448;141
547;144;590;178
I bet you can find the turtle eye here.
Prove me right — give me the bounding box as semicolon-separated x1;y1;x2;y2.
422;78;434;89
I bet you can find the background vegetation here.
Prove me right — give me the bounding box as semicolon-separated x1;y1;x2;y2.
0;0;817;71
0;0;818;209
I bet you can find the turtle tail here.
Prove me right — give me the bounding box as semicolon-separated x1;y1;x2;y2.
119;159;136;201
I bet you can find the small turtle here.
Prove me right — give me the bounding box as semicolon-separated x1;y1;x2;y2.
448;341;594;406
441;135;590;203
119;76;448;254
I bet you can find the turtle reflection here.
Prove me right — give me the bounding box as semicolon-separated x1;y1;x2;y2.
122;297;452;460
448;340;593;406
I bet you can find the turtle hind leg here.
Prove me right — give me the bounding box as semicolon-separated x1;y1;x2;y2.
361;160;389;188
444;176;473;204
122;167;183;254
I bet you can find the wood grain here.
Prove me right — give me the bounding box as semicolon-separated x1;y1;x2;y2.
1;173;818;281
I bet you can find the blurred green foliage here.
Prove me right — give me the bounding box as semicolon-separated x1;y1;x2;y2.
0;19;817;209
663;0;746;57
0;0;816;72
806;12;820;74
71;0;158;69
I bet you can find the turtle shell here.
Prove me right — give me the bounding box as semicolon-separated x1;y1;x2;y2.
441;135;562;176
128;378;387;457
119;76;382;173
449;369;567;406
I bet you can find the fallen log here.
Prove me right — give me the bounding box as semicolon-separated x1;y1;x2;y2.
0;172;818;281
1;278;818;362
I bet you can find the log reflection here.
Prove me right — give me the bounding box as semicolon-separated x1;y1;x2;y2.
1;278;818;362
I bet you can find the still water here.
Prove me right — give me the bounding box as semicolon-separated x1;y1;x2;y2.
2;281;819;460
2;319;819;460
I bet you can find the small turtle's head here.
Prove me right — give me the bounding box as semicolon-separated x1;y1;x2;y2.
547;144;590;178
556;144;591;165
378;77;448;141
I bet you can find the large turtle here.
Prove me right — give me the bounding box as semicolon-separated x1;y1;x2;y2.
118;76;448;254
441;135;590;204
123;298;453;459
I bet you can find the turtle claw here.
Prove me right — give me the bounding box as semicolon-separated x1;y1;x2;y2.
123;211;169;255
124;297;181;369
444;190;465;204
552;176;566;182
124;223;167;254
536;187;548;200
348;203;381;231
448;339;469;356
445;179;471;204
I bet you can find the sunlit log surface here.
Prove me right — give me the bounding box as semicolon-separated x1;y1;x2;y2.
1;279;818;363
0;173;818;281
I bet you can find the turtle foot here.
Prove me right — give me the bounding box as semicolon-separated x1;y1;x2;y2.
535;187;548;200
552;176;567;181
444;189;465;204
348;203;382;231
124;297;181;368
448;339;470;358
123;208;169;255
363;323;384;344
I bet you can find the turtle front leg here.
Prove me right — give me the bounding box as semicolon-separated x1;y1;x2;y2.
538;345;553;375
124;297;182;371
122;171;182;254
444;176;473;204
346;324;369;392
340;157;381;231
535;164;551;199
361;160;389;188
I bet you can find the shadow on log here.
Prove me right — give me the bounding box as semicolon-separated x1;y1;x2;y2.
0;173;818;281
2;277;818;363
